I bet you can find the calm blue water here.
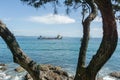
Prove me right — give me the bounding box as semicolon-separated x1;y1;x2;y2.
0;36;120;79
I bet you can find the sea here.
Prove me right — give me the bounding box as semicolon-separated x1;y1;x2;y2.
0;36;120;80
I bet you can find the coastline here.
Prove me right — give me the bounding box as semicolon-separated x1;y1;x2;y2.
0;37;120;80
0;63;74;80
1;63;120;80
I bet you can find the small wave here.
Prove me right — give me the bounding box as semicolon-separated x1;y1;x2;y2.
0;72;11;80
103;76;116;80
0;71;23;80
10;75;22;80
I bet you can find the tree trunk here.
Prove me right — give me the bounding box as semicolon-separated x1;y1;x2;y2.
75;0;118;80
74;0;97;80
88;0;118;74
0;21;41;80
0;0;118;80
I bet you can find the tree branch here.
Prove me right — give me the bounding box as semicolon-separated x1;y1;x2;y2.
0;21;40;80
75;0;97;79
78;0;97;68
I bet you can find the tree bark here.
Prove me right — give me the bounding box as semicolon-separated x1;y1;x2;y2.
75;0;118;80
87;0;118;76
0;21;41;80
0;0;118;80
74;0;97;80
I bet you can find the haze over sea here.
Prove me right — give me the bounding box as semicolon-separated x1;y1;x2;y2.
0;36;120;80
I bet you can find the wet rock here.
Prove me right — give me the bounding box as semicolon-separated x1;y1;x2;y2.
96;77;103;80
0;63;7;71
0;67;7;71
15;66;25;73
109;72;120;79
0;63;6;66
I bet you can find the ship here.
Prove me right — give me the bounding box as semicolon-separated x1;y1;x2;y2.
37;35;62;40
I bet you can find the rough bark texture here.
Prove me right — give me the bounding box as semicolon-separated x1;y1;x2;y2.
0;0;118;80
0;21;41;80
75;0;118;80
74;0;97;80
87;0;118;75
0;21;73;80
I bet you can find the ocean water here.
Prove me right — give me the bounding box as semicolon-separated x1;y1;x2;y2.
0;36;120;80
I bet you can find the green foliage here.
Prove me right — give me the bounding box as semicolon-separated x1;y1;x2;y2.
20;0;83;7
21;0;58;8
21;0;120;11
21;0;120;20
20;0;89;15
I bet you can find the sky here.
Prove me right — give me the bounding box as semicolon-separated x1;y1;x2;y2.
0;0;119;38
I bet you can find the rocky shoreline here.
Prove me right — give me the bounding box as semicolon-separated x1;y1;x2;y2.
1;63;120;80
0;63;74;80
16;64;74;80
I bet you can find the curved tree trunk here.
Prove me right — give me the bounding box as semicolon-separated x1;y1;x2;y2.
74;0;97;80
0;21;41;80
75;0;118;80
0;0;118;80
87;0;118;76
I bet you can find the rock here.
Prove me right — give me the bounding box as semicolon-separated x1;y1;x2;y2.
53;70;69;77
50;66;62;71
0;63;7;71
39;64;62;71
0;67;7;71
96;77;103;80
109;72;120;79
39;64;49;71
25;73;33;80
15;66;25;73
0;63;6;66
24;64;74;80
69;76;74;80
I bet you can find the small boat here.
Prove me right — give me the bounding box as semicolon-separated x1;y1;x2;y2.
37;35;62;40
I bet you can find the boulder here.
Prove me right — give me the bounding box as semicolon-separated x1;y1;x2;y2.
15;66;25;73
0;67;7;71
39;64;49;71
0;63;6;66
25;73;33;80
0;63;7;71
109;72;120;79
24;64;74;80
53;70;69;77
